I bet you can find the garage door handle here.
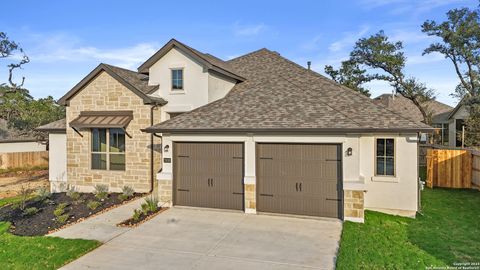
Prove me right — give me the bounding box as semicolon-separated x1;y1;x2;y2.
295;183;299;191
326;198;341;201
299;183;302;192
259;193;273;197
177;189;189;192
232;192;244;195
178;155;189;158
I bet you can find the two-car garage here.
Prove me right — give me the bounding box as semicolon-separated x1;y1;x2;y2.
172;142;343;219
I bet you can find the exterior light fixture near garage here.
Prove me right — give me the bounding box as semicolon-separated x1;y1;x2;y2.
164;145;170;153
347;147;353;156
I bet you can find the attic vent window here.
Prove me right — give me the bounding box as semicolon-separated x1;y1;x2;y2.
171;69;184;90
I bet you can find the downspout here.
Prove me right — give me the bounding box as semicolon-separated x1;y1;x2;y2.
150;104;161;193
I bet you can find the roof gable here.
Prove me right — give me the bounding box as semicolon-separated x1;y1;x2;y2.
137;39;245;82
58;64;166;106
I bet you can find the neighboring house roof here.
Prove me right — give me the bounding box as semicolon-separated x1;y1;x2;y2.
145;48;432;133
446;99;469;120
137;39;245;82
372;94;453;123
58;63;166;106
36;118;66;133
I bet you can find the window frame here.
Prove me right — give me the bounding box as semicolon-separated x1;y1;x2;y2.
170;68;184;91
374;137;396;177
90;128;126;171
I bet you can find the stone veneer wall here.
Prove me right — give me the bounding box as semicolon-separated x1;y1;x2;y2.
244;184;256;213
344;190;365;222
66;71;161;193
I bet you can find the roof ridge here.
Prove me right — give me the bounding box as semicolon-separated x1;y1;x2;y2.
226;48;272;62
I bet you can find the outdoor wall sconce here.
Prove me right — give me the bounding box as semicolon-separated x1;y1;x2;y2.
164;145;169;153
346;147;353;156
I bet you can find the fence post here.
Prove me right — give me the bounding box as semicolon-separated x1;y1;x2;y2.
426;149;433;188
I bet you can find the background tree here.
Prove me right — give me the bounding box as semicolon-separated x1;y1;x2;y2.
0;86;65;136
0;32;29;90
326;31;435;124
422;6;480;146
325;59;373;97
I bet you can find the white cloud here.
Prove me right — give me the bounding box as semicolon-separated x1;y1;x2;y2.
233;22;267;37
328;25;370;52
27;33;158;69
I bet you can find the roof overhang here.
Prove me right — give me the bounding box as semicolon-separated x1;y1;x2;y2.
142;127;434;134
70;111;133;129
58;64;167;106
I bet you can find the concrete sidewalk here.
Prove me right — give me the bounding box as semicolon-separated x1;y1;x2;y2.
49;196;147;243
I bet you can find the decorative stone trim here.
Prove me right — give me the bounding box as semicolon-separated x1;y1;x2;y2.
158;179;173;207
344;190;365;223
244;183;256;214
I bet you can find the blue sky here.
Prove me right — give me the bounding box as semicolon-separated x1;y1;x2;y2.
1;0;477;106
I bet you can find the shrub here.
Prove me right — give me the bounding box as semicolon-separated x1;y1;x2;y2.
94;184;109;200
122;186;134;197
23;207;39;216
35;187;51;201
53;203;67;217
118;194;128;202
57;214;70;224
87;200;101;210
132;209;142;222
144;196;159;213
18;185;32;211
66;186;81;202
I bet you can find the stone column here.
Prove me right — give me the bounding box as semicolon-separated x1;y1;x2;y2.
344;190;365;223
244;136;256;214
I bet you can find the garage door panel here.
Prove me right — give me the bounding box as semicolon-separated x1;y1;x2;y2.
174;142;244;211
257;143;342;219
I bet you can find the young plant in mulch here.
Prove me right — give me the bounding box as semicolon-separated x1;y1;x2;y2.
22;207;39;217
93;184;109;201
66;186;83;204
53;203;70;224
117;196;166;227
118;186;134;202
86;200;101;211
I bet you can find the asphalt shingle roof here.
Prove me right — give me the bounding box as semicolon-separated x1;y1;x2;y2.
372;94;453;124
146;48;432;133
36;118;66;132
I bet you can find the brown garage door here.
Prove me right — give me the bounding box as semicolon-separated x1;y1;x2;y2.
173;142;244;210
256;143;342;218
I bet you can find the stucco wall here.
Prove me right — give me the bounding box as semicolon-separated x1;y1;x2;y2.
208;72;236;102
148;47;209;120
49;133;67;186
148;47;234;119
0;141;46;153
158;133;419;216
66;71;161;192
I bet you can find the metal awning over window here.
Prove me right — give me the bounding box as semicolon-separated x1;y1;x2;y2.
69;111;133;130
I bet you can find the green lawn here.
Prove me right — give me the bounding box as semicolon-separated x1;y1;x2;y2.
0;196;101;270
336;188;480;269
0;222;100;270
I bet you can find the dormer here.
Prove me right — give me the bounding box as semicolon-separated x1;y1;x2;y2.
137;39;244;119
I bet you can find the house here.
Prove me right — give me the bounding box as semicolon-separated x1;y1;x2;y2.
431;102;469;147
37;39;431;223
372;94;453;124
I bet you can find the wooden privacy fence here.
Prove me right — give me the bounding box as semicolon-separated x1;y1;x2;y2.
473;151;480;187
0;151;49;169
426;149;472;188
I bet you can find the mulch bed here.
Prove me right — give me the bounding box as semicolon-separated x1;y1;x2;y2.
0;192;143;236
117;207;168;228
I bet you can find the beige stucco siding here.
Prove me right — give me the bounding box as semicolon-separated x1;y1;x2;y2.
66;71;161;192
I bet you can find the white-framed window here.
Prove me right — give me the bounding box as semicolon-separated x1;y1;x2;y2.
171;69;184;90
375;138;395;176
91;128;125;171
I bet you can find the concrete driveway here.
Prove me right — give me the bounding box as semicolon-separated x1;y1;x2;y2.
62;208;342;270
